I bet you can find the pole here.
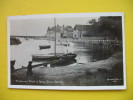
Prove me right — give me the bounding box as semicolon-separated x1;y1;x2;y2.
67;31;68;53
54;18;56;56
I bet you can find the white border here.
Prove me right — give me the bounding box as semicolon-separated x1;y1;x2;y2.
7;12;126;90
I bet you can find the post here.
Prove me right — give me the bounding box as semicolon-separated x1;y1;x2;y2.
27;61;33;76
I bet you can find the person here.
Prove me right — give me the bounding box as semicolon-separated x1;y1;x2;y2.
27;61;33;76
11;60;15;73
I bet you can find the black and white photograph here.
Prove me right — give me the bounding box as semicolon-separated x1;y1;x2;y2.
8;13;126;90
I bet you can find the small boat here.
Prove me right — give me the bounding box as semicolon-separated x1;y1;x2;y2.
39;45;50;49
62;43;70;46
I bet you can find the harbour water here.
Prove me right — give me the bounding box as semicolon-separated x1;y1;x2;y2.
10;38;115;69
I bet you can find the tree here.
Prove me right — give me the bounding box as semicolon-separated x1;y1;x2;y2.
98;16;122;40
88;19;96;25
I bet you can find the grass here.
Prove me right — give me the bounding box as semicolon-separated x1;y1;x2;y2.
11;52;123;86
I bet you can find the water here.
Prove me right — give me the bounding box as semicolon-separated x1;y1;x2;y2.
11;38;114;69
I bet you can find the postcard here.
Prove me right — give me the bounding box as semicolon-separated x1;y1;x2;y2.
8;12;126;90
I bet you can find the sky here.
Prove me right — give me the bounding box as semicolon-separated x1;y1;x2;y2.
10;17;99;36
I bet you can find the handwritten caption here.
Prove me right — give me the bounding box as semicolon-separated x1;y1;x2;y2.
15;80;63;84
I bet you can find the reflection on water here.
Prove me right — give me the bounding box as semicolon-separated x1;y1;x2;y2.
11;38;117;69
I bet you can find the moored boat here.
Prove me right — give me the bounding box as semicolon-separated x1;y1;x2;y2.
39;45;50;49
62;43;70;46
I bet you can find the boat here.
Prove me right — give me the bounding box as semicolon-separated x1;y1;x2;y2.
62;43;70;46
32;18;76;62
56;42;70;46
39;45;50;49
48;53;77;60
32;53;76;62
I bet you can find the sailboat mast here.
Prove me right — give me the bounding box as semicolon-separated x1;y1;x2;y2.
67;30;68;53
54;18;56;56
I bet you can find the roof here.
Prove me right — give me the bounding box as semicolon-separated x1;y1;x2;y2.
74;25;90;31
64;26;74;32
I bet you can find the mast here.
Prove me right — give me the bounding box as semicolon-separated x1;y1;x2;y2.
67;30;68;53
54;18;56;56
48;27;50;43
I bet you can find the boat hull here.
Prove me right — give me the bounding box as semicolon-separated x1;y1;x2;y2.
39;45;50;49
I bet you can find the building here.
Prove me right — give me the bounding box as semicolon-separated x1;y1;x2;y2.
46;25;74;39
46;26;62;39
73;25;90;38
62;26;74;38
46;24;91;39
